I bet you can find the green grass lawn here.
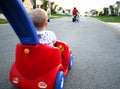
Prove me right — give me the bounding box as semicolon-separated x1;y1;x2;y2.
51;14;71;19
93;16;120;22
0;14;70;24
0;19;8;24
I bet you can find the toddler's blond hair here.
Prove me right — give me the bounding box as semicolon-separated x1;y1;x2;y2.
29;8;48;29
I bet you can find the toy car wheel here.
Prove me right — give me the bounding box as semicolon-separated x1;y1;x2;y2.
55;71;64;89
69;54;73;70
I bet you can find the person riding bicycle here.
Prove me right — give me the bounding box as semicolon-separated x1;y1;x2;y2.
72;7;79;22
72;7;78;16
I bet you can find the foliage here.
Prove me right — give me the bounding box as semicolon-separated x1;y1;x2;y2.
51;9;57;14
90;9;98;16
0;19;8;24
103;7;109;16
51;14;71;19
93;16;120;22
40;0;49;11
110;5;114;15
22;0;25;2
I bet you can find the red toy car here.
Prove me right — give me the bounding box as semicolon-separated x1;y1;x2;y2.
9;40;73;89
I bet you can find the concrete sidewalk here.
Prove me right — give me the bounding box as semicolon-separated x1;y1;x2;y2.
0;14;6;19
107;22;120;29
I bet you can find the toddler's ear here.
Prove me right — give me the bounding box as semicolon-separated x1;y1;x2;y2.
45;21;48;27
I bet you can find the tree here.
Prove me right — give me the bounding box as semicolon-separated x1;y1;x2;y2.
103;7;109;16
41;0;49;11
32;0;36;9
22;0;25;2
110;6;114;15
99;11;104;16
51;2;57;14
90;9;97;16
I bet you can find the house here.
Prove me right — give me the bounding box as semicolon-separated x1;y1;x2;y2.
23;0;51;21
114;1;120;16
22;0;63;15
36;0;43;8
108;1;120;16
22;0;44;13
22;0;34;13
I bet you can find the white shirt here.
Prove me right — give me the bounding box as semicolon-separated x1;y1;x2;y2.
37;30;57;46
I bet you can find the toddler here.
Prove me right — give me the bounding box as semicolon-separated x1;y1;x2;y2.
29;8;56;46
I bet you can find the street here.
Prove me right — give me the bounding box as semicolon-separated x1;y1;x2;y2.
0;17;120;89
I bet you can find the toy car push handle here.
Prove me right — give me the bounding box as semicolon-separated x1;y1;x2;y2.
0;0;39;45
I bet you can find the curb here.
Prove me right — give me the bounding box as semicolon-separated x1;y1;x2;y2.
105;22;120;31
93;18;120;30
